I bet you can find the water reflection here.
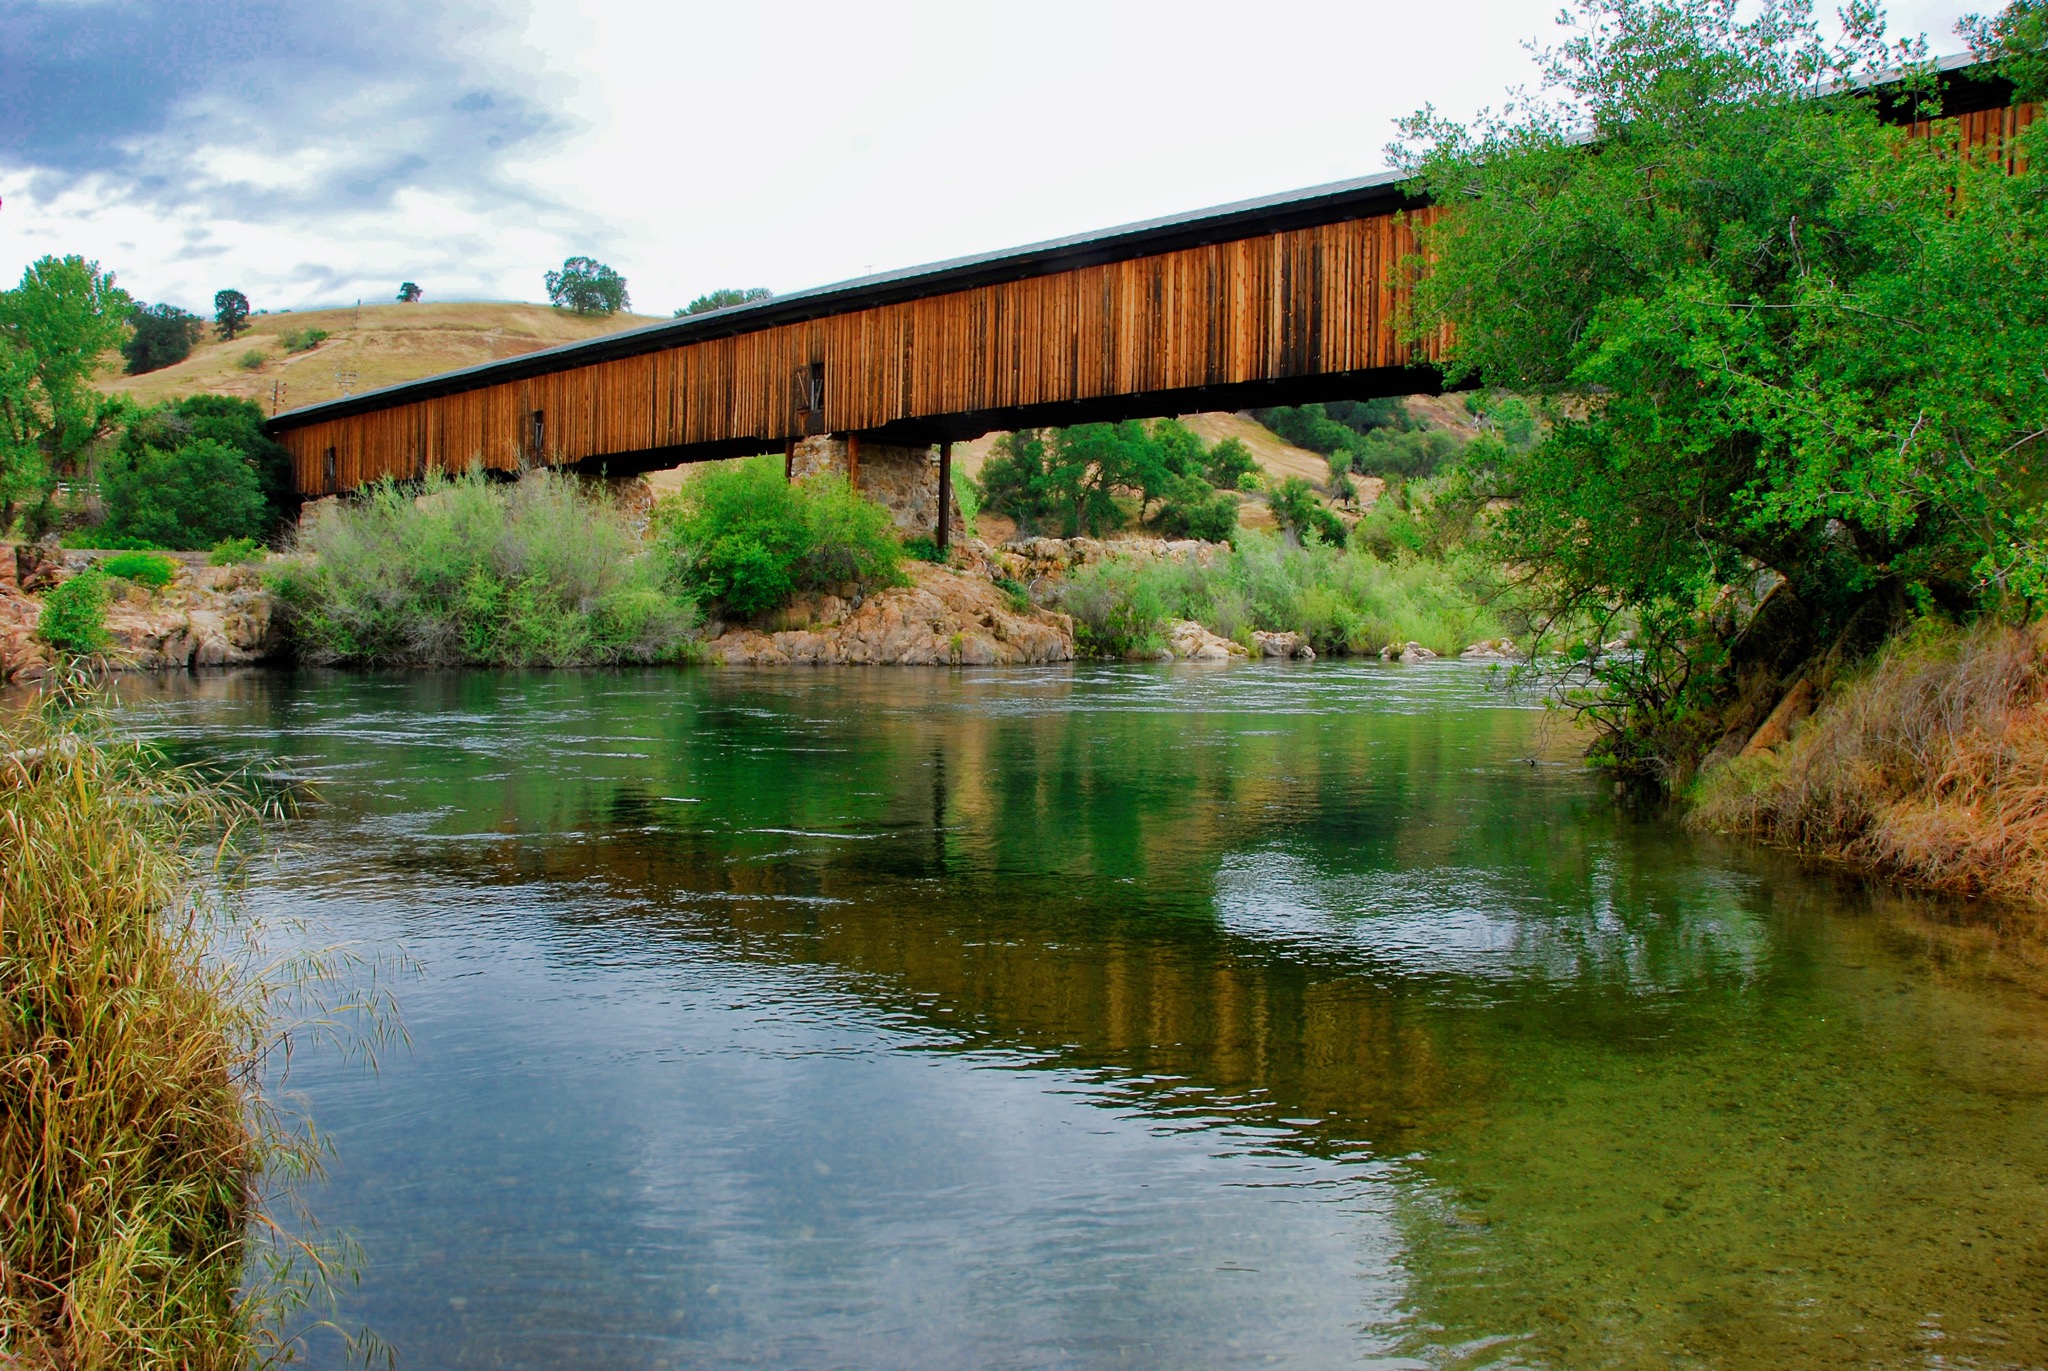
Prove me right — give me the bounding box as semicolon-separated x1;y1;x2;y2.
114;665;2048;1369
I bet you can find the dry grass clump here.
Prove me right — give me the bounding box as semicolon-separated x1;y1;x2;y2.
1692;622;2048;906
1;689;303;1366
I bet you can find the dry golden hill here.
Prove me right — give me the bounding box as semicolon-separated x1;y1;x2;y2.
100;300;666;413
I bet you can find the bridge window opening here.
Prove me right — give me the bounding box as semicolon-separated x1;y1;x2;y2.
322;446;336;487
529;409;546;458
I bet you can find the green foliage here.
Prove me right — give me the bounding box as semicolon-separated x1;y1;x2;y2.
653;455;905;618
397;281;423;302
1394;0;2048;782
545;256;630;315
0;254;134;531
1203;437;1257;490
122;302;203;375
60;531;158;550
903;535;944;563
979;420;1250;538
1057;531;1504;658
992;575;1031;614
208;536;264;566
35;568;110;655
212;289;249;341
99;438;267;550
1268;477;1347;546
114;396;296;535
1963;0;2048;100
101;550;178;588
1060;560;1169;657
677;287;772;316
271;468;694;666
235;348;265;371
1153;473;1239;542
954;472;983;535
1256;400;1465;477
280;328;328;353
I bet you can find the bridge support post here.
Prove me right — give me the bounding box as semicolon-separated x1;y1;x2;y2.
786;434;960;545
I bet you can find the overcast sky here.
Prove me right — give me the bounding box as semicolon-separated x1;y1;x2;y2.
0;0;1988;317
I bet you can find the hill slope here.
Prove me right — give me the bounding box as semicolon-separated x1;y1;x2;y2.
101;301;666;413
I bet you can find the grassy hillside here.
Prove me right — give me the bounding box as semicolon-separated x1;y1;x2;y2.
101;301;665;413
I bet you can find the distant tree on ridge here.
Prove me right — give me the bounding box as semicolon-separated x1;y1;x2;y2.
213;288;251;340
676;287;772;317
397;281;424;303
545;257;629;315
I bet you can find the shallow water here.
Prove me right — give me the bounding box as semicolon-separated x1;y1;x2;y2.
120;663;2048;1369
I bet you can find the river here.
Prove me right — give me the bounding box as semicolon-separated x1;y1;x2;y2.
119;663;2048;1369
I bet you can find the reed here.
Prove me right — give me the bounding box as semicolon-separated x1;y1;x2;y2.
1692;622;2048;907
0;686;326;1366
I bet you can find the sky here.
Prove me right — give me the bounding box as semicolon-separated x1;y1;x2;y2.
0;0;1991;318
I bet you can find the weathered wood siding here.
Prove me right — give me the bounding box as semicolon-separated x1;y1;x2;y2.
278;209;1445;494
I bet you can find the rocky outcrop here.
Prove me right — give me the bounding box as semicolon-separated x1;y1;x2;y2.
1459;638;1520;660
1164;620;1248;662
704;561;1073;666
0;546;283;682
1378;640;1438;663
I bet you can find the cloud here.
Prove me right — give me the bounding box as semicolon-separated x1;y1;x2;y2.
0;0;589;308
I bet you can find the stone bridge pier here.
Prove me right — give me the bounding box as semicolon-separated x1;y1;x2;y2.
785;435;966;550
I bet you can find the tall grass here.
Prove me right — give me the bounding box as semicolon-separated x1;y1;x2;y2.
1;689;330;1365
1692;622;2048;907
270;468;695;666
1056;531;1505;658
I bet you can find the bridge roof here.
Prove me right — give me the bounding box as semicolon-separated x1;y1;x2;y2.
269;166;1419;431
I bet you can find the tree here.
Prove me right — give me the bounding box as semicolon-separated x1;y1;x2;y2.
1268;476;1346;546
397;281;424;303
545;256;630;315
99;436;267;548
0;255;132;530
213;288;250;340
1202;438;1257;490
119;395;296;531
122;302;204;375
1396;0;2048;783
677;287;771;317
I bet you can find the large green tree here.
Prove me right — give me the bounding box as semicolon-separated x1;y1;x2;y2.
0;255;133;531
545;256;630;315
1397;0;2048;783
122;302;204;375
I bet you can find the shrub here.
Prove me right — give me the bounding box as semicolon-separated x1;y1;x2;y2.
59;531;159;550
100;437;268;549
208;536;264;565
993;575;1031;614
654;456;904;618
279;328;329;353
1056;531;1504;658
270;468;695;666
1203;438;1257;490
1058;560;1168;657
235;349;266;370
1691;622;2048;906
1268;477;1347;546
1153;474;1238;542
101;549;178;588
120;396;296;533
36;567;110;654
904;536;944;563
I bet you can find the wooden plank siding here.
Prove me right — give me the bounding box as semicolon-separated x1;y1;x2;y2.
276;96;2035;498
277;208;1445;495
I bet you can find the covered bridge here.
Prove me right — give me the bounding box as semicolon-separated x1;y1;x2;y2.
267;62;2034;545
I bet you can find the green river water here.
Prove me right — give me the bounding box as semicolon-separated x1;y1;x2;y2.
117;662;2048;1369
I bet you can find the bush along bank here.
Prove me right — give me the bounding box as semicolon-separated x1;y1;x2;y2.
0;693;332;1364
269;468;695;667
1690;620;2048;909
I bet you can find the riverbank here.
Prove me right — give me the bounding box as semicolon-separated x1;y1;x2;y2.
1692;621;2048;911
1;697;273;1363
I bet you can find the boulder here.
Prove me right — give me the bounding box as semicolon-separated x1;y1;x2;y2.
1460;638;1519;660
1164;619;1248;662
1399;641;1438;663
1253;629;1314;660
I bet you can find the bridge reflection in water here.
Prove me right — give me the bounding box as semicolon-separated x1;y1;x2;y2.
122;665;2048;1369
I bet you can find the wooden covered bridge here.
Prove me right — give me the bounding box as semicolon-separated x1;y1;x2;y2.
268;62;2034;545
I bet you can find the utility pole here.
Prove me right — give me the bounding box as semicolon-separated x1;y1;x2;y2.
270;378;288;416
